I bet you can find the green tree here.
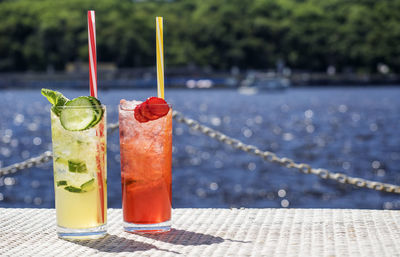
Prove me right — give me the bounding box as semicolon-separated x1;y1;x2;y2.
0;0;400;72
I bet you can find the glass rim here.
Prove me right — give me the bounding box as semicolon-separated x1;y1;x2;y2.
119;103;172;111
52;104;106;109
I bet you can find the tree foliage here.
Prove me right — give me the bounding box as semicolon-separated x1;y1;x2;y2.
0;0;399;72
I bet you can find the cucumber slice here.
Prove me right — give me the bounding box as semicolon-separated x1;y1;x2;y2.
87;97;104;127
59;96;103;131
56;180;68;187
63;179;95;193
80;178;95;192
68;159;87;173
64;186;83;193
55;157;68;166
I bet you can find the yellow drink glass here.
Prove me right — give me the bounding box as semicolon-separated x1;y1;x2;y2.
50;106;107;239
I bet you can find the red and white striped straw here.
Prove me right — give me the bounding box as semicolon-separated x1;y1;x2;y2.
87;10;97;98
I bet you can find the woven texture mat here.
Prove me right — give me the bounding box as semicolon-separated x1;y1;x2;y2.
0;208;399;256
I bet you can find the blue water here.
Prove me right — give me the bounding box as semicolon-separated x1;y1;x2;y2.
0;87;399;209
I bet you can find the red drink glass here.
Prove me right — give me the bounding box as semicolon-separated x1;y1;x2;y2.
119;100;172;233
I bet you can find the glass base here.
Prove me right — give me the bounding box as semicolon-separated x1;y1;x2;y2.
124;220;171;234
57;224;107;240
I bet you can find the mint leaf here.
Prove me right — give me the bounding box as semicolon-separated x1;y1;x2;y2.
41;88;69;116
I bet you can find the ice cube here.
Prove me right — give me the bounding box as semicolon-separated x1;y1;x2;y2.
120;99;141;110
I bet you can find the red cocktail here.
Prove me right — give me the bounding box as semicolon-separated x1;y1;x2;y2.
119;99;172;233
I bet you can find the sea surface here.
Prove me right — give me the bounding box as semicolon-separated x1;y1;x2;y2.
0;87;399;209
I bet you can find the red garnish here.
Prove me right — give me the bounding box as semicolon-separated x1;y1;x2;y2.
134;97;170;123
141;102;160;120
134;104;149;123
146;97;170;116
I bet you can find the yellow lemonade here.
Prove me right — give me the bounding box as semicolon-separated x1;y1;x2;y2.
50;105;107;237
55;184;107;228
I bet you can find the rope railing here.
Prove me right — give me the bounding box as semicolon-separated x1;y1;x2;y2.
1;110;399;194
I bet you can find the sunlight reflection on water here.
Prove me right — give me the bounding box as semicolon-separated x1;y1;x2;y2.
0;87;400;210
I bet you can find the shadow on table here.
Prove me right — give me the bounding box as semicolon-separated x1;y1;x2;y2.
139;228;247;246
71;234;180;254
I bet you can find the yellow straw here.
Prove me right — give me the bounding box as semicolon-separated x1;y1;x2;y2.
156;17;164;99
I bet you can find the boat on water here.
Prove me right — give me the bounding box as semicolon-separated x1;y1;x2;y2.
238;72;290;94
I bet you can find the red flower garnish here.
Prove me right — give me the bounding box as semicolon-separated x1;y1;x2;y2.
134;97;170;123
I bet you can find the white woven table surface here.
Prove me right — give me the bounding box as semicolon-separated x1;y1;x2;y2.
0;208;399;257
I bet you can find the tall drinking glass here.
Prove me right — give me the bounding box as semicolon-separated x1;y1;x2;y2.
119;101;172;233
50;106;107;239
